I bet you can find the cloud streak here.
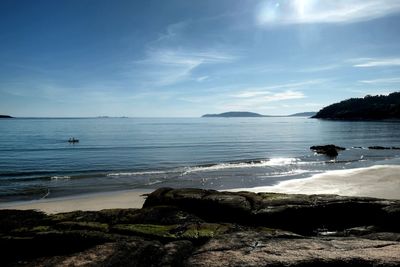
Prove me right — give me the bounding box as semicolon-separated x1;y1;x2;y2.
257;0;400;25
359;77;400;84
352;58;400;68
232;80;324;98
131;49;235;87
127;20;237;87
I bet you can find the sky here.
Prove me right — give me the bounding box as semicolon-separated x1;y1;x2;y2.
1;0;400;117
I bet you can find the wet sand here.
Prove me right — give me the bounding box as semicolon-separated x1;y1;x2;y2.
0;189;152;214
230;165;400;200
1;165;399;214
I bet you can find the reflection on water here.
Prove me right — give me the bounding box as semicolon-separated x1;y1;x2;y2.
1;117;400;201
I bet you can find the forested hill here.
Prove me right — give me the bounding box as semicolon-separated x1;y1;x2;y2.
0;115;13;118
313;92;400;120
202;112;265;117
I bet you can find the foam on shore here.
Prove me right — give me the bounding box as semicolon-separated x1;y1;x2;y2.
2;165;399;214
228;165;400;200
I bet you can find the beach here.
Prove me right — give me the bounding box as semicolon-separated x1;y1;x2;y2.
0;189;152;213
1;164;400;213
230;164;400;199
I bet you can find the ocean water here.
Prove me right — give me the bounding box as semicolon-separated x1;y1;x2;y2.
1;117;400;202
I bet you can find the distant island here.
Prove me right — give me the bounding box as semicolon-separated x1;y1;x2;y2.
202;112;266;117
289;112;317;117
313;92;400;120
0;115;13;119
202;111;316;118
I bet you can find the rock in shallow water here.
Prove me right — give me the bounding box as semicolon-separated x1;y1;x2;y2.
310;144;346;157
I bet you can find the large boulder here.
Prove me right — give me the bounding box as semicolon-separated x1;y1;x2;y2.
144;188;400;234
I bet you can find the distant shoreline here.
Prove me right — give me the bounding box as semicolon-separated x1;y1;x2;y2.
201;111;316;118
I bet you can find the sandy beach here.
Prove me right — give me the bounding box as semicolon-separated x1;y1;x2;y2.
230;165;400;200
1;165;399;213
0;189;152;214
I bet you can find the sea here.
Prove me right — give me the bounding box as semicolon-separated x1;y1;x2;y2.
1;117;400;202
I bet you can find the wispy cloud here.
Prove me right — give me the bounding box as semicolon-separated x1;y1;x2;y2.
359;77;400;84
130;49;235;87
232;80;324;98
217;79;331;111
298;64;341;73
257;0;400;25
153;21;189;43
127;20;237;87
233;90;305;101
196;76;209;82
219;91;305;112
352;57;400;68
177;80;322;110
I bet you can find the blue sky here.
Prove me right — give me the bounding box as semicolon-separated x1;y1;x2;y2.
1;0;400;117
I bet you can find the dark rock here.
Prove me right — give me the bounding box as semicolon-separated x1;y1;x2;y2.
310;144;345;157
361;232;400;242
2;189;400;266
0;230;113;263
143;188;253;223
187;231;400;267
144;188;400;235
23;239;194;267
0;210;48;233
160;240;194;267
368;146;391;150
50;206;202;226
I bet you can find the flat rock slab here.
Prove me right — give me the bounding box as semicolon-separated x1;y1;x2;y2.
188;231;400;267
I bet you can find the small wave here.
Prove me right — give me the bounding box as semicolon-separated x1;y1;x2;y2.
181;158;300;175
352;146;367;150
51;175;71;180
145;180;163;186
107;170;168;177
268;169;312;177
266;157;300;166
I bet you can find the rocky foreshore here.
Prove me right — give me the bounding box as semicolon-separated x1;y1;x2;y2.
2;188;400;266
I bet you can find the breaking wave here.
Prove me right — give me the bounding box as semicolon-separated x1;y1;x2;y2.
180;158;300;175
51;175;71;180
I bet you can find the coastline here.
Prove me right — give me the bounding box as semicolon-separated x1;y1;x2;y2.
1;164;400;213
0;189;153;213
229;164;400;200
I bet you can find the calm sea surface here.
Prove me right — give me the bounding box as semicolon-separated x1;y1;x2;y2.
1;117;400;202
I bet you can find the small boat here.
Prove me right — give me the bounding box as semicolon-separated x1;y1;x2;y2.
68;138;79;143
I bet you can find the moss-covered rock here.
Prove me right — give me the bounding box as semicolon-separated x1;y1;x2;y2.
2;188;400;266
112;223;178;239
144;188;400;235
10;225;53;236
181;223;231;239
55;221;109;232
